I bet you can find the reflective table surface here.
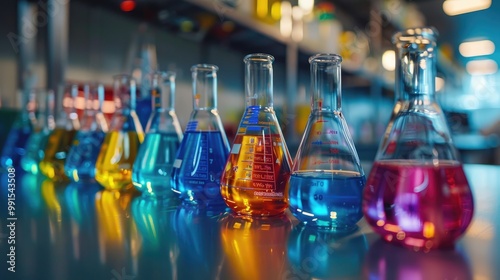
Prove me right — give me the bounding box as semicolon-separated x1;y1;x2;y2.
1;164;499;280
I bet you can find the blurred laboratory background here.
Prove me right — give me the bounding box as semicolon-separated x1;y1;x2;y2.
0;0;499;164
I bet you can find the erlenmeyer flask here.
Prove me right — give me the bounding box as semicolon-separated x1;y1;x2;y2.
288;54;365;231
95;75;144;191
132;72;183;196
171;64;230;207
65;83;108;182
221;53;292;216
22;89;54;174
362;27;474;250
39;84;79;181
0;88;36;168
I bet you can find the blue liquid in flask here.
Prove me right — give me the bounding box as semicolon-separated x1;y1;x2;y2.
132;132;180;195
136;96;152;129
65;131;106;182
288;171;365;230
1;126;31;168
21;131;50;174
171;131;229;206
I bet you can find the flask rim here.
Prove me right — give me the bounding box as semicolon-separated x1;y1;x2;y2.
309;53;342;64
149;70;176;80
244;53;275;63
392;26;439;44
191;64;219;72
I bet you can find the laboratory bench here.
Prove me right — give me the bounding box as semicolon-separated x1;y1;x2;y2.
0;163;499;280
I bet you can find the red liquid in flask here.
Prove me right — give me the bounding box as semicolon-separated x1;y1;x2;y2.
221;133;291;216
363;160;474;250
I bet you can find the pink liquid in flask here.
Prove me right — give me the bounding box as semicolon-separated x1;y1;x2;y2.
363;160;474;250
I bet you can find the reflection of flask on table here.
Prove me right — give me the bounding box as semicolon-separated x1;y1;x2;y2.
65;84;108;182
132;72;183;196
220;213;292;280
171;65;230;207
95;75;144;190
288;54;365;231
363;238;472;279
221;54;292;216
39;84;79;181
362;27;474;250
22;89;53;174
287;224;368;279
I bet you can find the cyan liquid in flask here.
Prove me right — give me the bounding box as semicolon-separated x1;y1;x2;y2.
132;72;183;196
1;88;37;169
288;54;365;231
65;84;108;182
171;64;230;207
21;89;53;174
39;84;79;181
221;54;292;216
363;28;473;250
95;75;144;191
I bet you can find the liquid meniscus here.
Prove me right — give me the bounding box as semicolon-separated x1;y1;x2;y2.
65;131;106;182
39;127;77;181
132;132;180;196
171;131;229;206
363;160;474;249
95;131;143;190
288;170;365;231
221;133;291;216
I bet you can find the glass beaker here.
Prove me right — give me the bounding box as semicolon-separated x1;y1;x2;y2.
362;27;474;250
132;72;183;196
39;84;79;181
171;64;230;207
0;88;36;169
288;54;365;231
21;89;54;174
65;83;109;182
220;53;292;216
95;75;144;191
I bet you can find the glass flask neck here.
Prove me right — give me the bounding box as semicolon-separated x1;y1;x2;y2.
55;84;79;130
191;64;218;111
244;53;274;108
151;71;176;112
309;54;342;112
113;74;138;115
394;27;437;101
82;83;108;132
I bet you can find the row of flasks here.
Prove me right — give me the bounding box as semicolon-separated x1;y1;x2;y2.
1;27;475;251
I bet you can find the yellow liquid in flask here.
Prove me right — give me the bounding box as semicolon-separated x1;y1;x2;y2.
95;131;144;190
39;127;77;181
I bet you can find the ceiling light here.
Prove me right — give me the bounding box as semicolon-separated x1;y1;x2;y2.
435;77;445;92
382;50;395;71
443;0;491;16
459;40;495;57
466;59;498;75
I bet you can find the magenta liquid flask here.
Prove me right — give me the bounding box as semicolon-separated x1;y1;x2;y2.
362;27;474;250
171;64;230;207
132;72;183;196
288;54;365;231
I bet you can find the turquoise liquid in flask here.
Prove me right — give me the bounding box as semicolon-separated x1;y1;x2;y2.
287;54;365;232
65;84;109;182
171;64;230;207
132;72;183;196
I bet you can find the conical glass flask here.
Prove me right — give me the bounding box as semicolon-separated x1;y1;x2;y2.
288;54;365;231
171;64;230;207
95;75;144;191
65;83;109;182
39;84;79;181
221;53;293;216
0;88;36;169
362;27;474;250
132;72;183;196
21;89;54;174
